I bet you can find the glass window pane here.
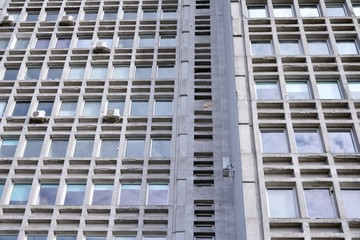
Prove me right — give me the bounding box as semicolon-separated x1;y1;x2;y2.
46;11;58;21
37;101;53;116
35;38;50;49
143;10;157;19
328;130;356;153
280;41;301;55
151;139;171;157
0;39;9;49
353;4;360;16
308;40;330;55
82;101;101;116
248;6;267;18
26;11;39;21
154;100;172;115
349;81;360;99
91;66;107;79
327;4;346;16
256;81;280;100
336;40;358;54
3;67;19;80
56;236;77;240
77;38;92;48
86;237;106;240
144;238;166;240
317;82;342;99
123;11;137;20
0;139;18;158
99;139;119;158
160;36;176;47
0;183;4;198
267;189;297;218
59;101;77;116
294;130;323;153
65;11;78;20
14;38;30;49
157;66;175;78
304;189;336;218
0;101;6;116
113;66;130;79
251;41;272;56
147;184;168;205
130;100;148;116
108;100;125;115
0;236;17;240
25;67;41;80
38;184;58;205
286;81;311;99
68;67;85;80
92;184;113;205
84;11;98;20
119;184;141;205
118;37;133;48
64;184;86;205
10;183;31;204
115;237;136;240
139;35;155;47
103;11;118;20
8;10;21;21
74;139;94;157
341;190;360;218
261;130;289;153
135;66;152;79
49;139;68;157
23;139;43;157
273;5;294;17
125;139;145;158
300;5;320;17
13;101;30;116
47;67;63;80
162;10;177;19
28;235;47;240
56;38;71;48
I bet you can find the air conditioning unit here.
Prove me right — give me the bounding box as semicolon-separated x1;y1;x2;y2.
31;110;46;122
93;42;110;53
104;109;120;122
59;15;75;26
0;15;15;27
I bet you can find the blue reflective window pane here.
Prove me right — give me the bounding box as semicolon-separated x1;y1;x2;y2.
0;139;18;157
3;68;19;80
39;184;58;205
13;101;30;116
35;38;50;49
23;139;43;157
10;183;31;204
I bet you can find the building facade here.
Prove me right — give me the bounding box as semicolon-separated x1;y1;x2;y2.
1;0;360;239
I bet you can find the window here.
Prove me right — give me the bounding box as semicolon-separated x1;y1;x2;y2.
328;130;356;153
123;11;137;20
27;235;47;240
294;129;323;153
300;4;320;17
56;236;77;240
113;66;130;79
279;40;302;55
348;81;360;99
64;184;86;205
267;189;297;218
304;189;336;218
273;5;294;17
91;66;107;79
327;4;346;16
248;5;267;18
25;67;41;80
139;35;155;47
260;130;289;153
65;10;78;20
255;81;281;100
154;100;172;115
157;66;175;78
151;139;171;157
160;36;176;47
35;38;50;49
308;40;330;55
23;138;43;157
10;183;31;204
115;237;136;240
68;66;85;80
0;38;9;49
0;183;4;199
46;11;59;21
77;37;92;48
82;101;101;117
3;67;19;80
353;4;360;16
14;38;30;49
336;40;359;54
56;37;71;48
0;236;17;240
0;139;18;158
108;100;125;115
0;101;6;116
125;139;145;158
119;184;141;205
74;139;94;157
99;139;119;158
286;81;311;99
46;67;63;80
92;184;113;205
59;101;77;116
37;100;53;115
118;36;134;48
98;37;113;48
26;11;39;21
144;238;166;240
49;139;68;157
12;101;30;116
130;100;148;116
341;190;360;218
86;237;106;240
162;10;177;19
135;66;152;79
143;10;157;19
317;81;342;99
8;10;21;21
147;184;168;205
251;41;273;56
38;184;58;205
103;10;118;20
83;11;98;21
